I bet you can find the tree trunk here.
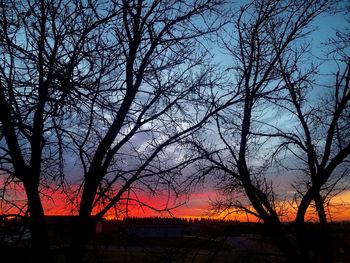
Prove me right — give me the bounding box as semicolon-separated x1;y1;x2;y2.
24;181;52;263
264;219;302;263
296;192;332;263
66;215;95;263
66;178;98;263
296;187;315;225
314;193;327;224
295;188;320;261
243;183;301;262
314;193;333;263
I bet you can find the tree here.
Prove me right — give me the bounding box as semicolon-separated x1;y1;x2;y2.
64;1;229;262
1;0;228;262
0;0;123;261
188;0;337;261
272;9;350;259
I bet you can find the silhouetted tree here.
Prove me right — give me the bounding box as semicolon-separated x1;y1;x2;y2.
188;0;338;261
0;0;122;261
0;0;139;262
64;1;229;262
1;0;229;261
272;7;350;259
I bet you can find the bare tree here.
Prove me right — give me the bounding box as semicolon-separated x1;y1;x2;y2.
1;0;231;261
63;1;231;262
0;0;120;261
189;0;332;261
275;59;350;225
270;11;350;260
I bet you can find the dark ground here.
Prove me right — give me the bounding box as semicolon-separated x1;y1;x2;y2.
1;219;350;262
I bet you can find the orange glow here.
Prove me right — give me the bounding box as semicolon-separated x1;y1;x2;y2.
327;191;350;221
1;178;350;222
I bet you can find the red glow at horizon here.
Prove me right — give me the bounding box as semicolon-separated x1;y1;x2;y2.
1;179;350;222
36;190;350;222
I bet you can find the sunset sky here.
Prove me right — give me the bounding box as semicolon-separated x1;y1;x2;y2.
39;188;350;221
2;177;349;222
0;1;349;223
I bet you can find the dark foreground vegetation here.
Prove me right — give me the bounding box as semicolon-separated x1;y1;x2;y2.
1;217;350;263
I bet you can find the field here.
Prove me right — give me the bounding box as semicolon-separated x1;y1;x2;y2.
1;219;350;262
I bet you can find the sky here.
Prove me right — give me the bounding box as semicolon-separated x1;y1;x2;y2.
1;1;349;222
165;3;350;222
2;176;349;221
174;4;350;222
